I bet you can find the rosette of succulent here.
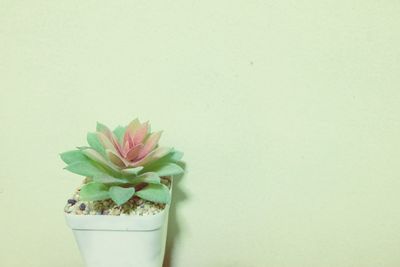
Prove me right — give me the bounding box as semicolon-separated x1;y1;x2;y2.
60;118;184;212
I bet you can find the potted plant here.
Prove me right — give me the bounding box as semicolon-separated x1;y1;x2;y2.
60;118;184;267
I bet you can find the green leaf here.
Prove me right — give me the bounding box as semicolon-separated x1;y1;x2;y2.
81;148;121;173
140;149;183;173
60;150;87;164
169;150;184;161
64;161;105;177
147;163;184;177
128;172;161;185
132;147;172;167
113;125;126;145
87;132;105;156
96;122;111;134
135;183;170;204
121;166;143;176
155;149;184;163
93;174;129;184
109;186;135;205
80;182;110;201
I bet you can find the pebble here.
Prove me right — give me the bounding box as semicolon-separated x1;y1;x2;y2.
67;199;77;205
64;184;167;216
111;209;121;216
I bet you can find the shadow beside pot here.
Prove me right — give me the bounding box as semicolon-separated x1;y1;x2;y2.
163;162;187;267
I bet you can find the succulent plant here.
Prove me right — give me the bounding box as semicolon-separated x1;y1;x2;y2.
60;119;184;206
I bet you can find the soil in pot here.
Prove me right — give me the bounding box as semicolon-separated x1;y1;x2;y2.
64;179;171;216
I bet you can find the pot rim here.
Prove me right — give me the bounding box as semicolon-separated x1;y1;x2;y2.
65;204;170;231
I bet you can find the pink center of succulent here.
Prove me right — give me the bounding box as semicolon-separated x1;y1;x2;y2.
102;120;162;167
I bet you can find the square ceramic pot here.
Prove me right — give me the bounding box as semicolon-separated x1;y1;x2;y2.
65;206;170;267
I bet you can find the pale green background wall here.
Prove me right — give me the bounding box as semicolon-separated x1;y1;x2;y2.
1;1;400;266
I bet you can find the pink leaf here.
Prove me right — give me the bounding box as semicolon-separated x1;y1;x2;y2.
137;131;162;159
126;144;144;161
125;119;141;137
123;131;134;151
133;121;149;145
131;147;172;167
106;150;129;167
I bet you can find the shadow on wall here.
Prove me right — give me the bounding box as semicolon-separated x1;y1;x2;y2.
163;162;187;267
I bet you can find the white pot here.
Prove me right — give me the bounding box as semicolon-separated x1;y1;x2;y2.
65;205;170;267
